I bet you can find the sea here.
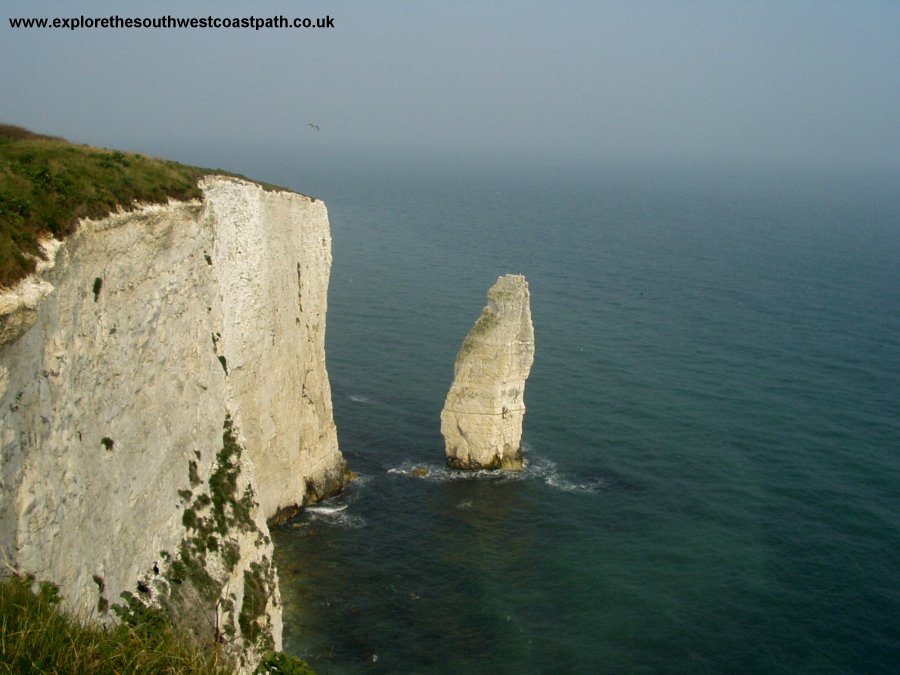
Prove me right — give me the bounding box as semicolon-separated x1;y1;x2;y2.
256;153;899;674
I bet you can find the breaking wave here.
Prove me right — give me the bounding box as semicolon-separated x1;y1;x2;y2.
305;504;347;514
386;453;604;494
527;456;606;494
387;460;523;484
304;503;366;528
302;479;370;529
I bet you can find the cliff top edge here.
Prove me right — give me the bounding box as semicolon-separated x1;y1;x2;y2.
0;124;313;289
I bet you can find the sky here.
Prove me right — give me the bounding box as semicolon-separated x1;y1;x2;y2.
1;0;898;173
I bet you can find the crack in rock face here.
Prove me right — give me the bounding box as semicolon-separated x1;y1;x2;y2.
441;274;535;471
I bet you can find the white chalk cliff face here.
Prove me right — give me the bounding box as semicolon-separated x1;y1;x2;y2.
0;176;345;669
441;274;535;470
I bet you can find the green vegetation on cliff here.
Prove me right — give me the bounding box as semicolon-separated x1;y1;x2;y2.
0;124;288;288
0;124;205;287
0;574;315;673
0;574;231;673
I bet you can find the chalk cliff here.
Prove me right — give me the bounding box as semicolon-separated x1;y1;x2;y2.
441;274;535;470
0;176;346;669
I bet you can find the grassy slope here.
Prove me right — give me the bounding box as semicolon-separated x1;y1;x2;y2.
0;124;287;288
0;574;232;674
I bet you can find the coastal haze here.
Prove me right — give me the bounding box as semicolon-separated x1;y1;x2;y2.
272;161;900;672
2;0;899;174
2;1;899;673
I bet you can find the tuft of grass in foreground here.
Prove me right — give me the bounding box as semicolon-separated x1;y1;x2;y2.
0;124;290;288
0;574;231;674
0;574;317;674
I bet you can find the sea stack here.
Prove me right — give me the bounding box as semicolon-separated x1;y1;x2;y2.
441;274;535;470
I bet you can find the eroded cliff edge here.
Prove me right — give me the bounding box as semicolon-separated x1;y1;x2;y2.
0;175;346;669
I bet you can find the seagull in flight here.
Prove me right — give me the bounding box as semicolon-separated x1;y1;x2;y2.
307;122;320;131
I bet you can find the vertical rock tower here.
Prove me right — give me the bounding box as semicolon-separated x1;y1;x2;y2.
441;274;535;470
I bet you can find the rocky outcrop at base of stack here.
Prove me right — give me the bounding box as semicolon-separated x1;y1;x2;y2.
441;274;535;470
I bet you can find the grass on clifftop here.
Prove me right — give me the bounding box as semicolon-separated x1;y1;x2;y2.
0;124;290;288
0;574;231;674
0;574;316;674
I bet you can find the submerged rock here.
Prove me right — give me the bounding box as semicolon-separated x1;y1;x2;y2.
441;274;535;470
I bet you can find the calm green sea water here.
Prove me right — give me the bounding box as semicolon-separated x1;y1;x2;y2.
270;159;900;674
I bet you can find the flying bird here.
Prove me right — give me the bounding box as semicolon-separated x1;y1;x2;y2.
307;122;320;131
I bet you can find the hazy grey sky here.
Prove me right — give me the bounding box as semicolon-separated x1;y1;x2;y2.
2;0;898;171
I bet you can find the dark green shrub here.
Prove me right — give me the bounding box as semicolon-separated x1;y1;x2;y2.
255;650;316;674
